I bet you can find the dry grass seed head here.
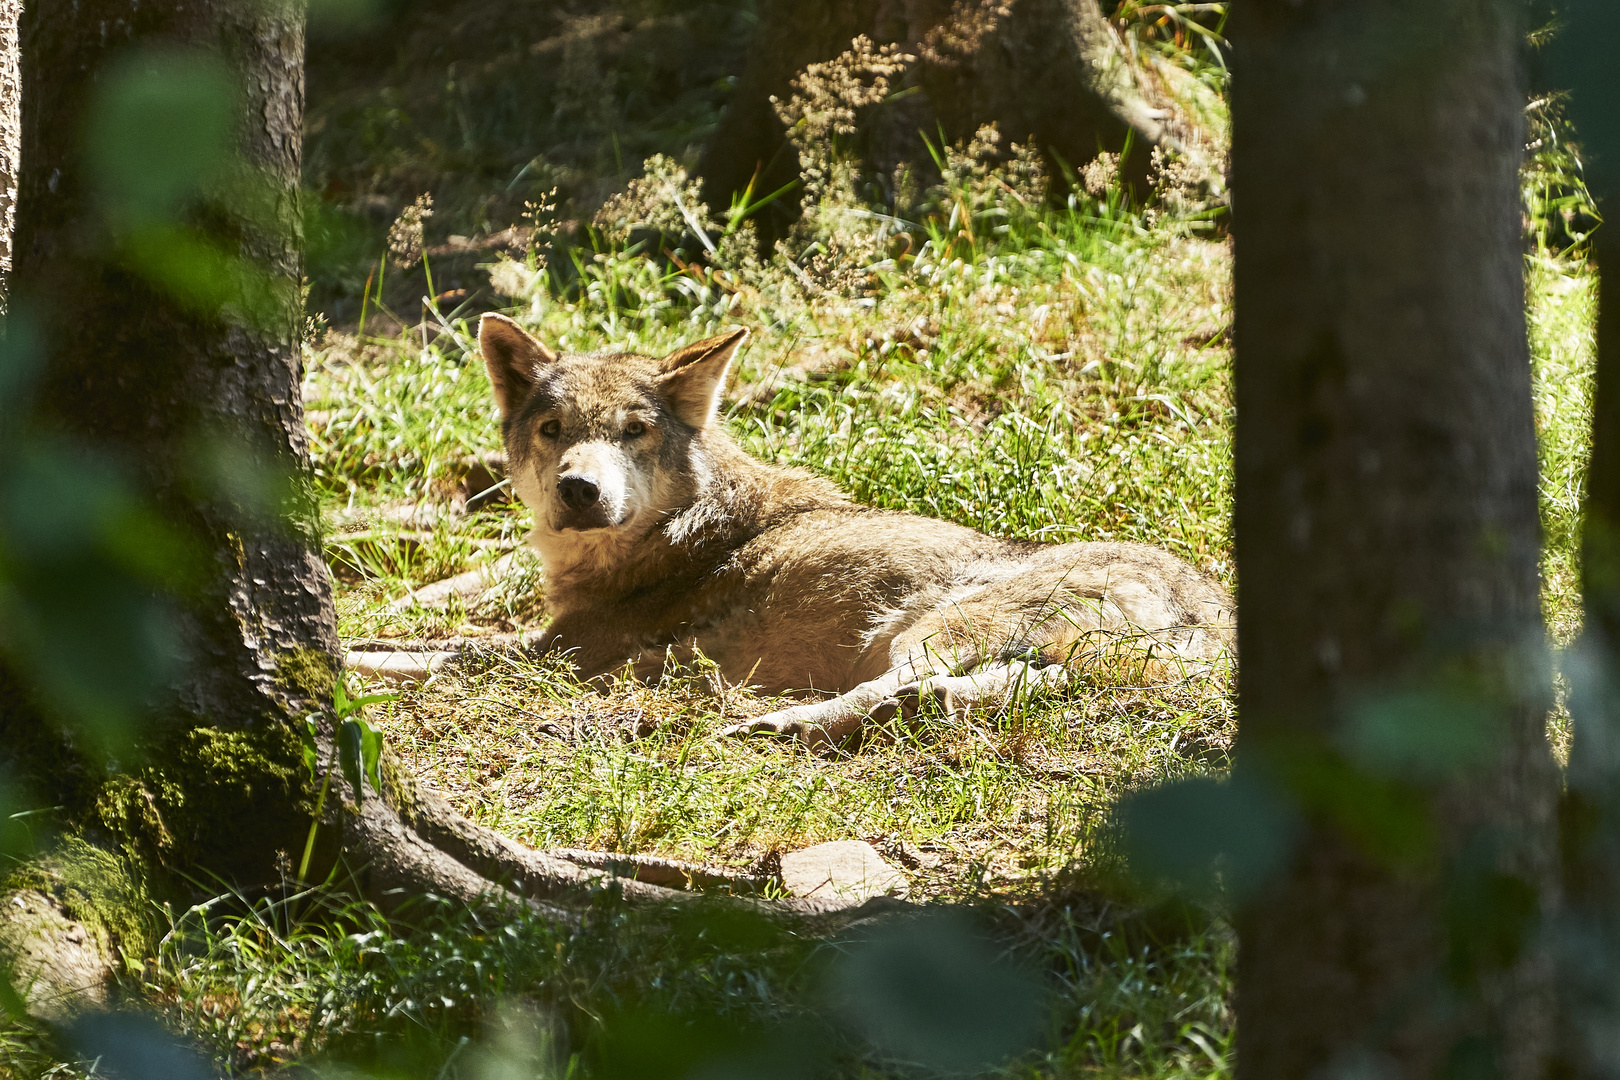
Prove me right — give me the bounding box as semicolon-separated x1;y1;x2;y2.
1148;145;1208;216
1082;152;1121;199
919;0;1014;67
517;187;560;258
770;35;915;143
592;154;712;244
388;193;433;268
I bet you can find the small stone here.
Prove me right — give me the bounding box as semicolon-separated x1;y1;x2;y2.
0;890;115;1019
778;841;909;908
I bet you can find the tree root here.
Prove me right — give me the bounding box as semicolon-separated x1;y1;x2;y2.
545;848;769;894
331;749;913;932
388;770;684;905
344;649;457;686
339;791;580;920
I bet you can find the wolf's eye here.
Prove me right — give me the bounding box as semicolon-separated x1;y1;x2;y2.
625;420;647;438
539;419;561;439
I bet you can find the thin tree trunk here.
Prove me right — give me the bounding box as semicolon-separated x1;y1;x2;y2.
1231;2;1557;1076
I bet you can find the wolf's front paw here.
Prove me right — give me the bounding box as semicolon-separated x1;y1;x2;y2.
892;679;964;720
718;714;831;748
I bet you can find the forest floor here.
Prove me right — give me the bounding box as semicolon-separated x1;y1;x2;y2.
116;171;1575;1077
3;3;1599;1075
319;207;1241;900
309;183;1251;1077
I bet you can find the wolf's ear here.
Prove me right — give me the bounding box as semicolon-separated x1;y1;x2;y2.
654;328;749;429
479;313;558;418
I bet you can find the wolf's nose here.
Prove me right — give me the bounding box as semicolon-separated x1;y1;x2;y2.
558;475;600;511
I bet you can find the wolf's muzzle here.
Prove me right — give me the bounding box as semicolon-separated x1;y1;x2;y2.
555;473;615;530
558;474;601;511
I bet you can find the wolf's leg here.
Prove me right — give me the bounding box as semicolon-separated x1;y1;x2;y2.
717;660;1070;748
717;667;942;749
892;660;1071;720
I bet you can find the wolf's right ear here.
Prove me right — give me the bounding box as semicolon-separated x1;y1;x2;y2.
655;327;749;429
479;313;558;418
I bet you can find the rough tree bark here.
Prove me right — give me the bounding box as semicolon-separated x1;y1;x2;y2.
1231;1;1558;1077
1;0;724;1007
0;0;16;285
697;0;1172;237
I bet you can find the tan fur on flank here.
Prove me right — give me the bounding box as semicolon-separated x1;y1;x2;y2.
479;315;1234;748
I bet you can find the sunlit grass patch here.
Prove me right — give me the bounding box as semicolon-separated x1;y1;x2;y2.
1526;250;1597;763
288;123;1593;1080
368;644;1234;901
1529;251;1598;648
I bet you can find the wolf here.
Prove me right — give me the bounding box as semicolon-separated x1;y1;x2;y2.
478;314;1233;748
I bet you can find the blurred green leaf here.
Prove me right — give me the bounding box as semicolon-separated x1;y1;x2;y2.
0;318;42;421
119;222;288;326
1445;835;1541;986
82;51;295;330
1341;688;1506;783
85;50;235;227
829;910;1043;1071
1121;772;1300;900
181;426;302;527
1272;742;1437;866
65;1010;215;1080
592;1006;823;1080
0;431;192;752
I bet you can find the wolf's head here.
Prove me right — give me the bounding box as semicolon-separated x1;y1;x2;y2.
478;314;748;579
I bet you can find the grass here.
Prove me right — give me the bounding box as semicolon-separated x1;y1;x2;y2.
5;7;1603;1078
80;155;1239;1080
12;160;1590;1080
301;174;1242;894
105;881;1233;1078
380;649;1233;889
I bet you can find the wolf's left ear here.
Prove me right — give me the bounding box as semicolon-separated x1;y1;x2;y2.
480;313;558;418
655;327;749;429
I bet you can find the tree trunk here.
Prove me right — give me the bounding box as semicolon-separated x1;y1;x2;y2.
697;0;1165;240
10;0;332;885
0;0;17;288
1231;2;1558;1076
1;1;705;997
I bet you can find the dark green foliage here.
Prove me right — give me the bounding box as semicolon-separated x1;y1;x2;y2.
106;883;1231;1078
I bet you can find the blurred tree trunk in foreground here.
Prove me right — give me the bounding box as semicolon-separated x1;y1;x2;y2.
1231;1;1558;1076
8;0;328;884
1544;0;1620;1073
699;0;1174;238
1;0;678;1009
